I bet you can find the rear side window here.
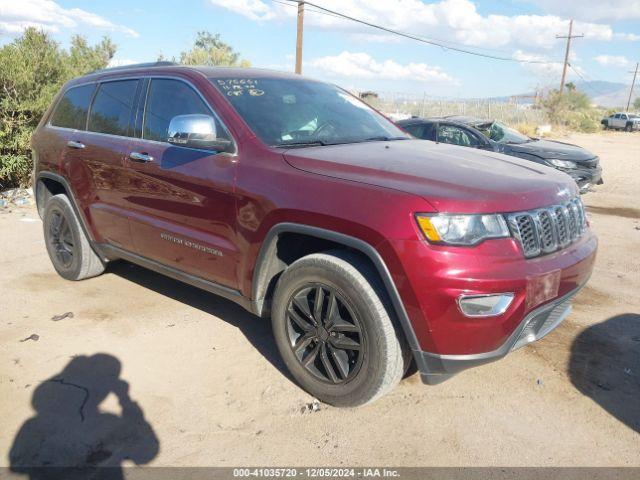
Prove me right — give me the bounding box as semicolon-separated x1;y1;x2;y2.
143;78;230;143
88;80;139;136
404;123;436;141
50;84;95;130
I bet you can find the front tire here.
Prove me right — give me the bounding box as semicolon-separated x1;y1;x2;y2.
43;194;105;281
271;251;409;407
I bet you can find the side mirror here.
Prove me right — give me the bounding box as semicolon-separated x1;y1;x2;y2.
167;114;232;152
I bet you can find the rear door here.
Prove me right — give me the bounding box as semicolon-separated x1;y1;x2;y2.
46;83;96;188
81;79;142;250
612;114;623;128
123;77;239;288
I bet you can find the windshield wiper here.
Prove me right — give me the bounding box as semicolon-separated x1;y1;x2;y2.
273;140;327;148
360;136;409;142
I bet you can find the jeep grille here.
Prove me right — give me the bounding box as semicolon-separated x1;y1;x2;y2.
507;198;587;258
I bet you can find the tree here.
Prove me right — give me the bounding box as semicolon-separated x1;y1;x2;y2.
0;28;115;188
565;82;576;92
633;97;640;111
177;31;250;67
541;89;601;132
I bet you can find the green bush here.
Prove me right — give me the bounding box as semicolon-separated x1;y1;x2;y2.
0;29;249;188
0;29;115;188
540;89;605;133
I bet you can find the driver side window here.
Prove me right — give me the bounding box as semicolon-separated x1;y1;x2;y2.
437;125;479;147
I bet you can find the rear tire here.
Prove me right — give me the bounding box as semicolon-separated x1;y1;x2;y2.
271;251;409;407
43;194;105;281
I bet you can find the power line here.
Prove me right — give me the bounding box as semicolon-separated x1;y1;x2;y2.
276;0;561;65
568;64;608;96
272;0;518;56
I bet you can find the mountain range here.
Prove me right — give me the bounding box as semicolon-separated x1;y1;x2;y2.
496;81;637;109
574;81;637;109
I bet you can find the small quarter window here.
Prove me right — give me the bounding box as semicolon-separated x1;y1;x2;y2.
50;84;95;130
88;80;139;136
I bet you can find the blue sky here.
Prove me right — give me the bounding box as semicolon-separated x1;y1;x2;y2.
1;0;639;98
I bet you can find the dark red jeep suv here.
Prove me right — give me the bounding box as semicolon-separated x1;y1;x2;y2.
32;62;597;406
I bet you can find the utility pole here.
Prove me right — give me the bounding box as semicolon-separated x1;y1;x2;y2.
556;19;583;94
295;1;305;74
626;62;639;111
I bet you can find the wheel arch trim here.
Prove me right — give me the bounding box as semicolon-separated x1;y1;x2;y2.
251;222;421;352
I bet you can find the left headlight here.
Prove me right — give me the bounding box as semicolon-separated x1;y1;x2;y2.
416;213;510;246
547;159;577;169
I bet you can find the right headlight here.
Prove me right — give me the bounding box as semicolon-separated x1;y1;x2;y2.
415;213;510;246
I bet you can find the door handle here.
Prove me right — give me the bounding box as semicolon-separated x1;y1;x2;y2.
67;140;85;149
129;151;154;163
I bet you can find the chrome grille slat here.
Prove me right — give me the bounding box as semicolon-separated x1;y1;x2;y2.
555;206;569;247
537;209;557;253
508;197;587;259
514;214;540;257
567;203;578;240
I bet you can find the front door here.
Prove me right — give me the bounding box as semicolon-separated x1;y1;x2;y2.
123;77;239;289
436;123;482;148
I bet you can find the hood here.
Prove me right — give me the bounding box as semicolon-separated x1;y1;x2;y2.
503;139;596;162
282;139;577;213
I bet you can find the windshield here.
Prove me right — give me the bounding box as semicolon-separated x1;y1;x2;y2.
479;121;531;144
210;77;408;147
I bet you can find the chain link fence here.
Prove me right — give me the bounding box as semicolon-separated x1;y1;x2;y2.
362;92;549;126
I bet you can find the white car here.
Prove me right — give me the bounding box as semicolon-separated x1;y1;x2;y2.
602;112;640;131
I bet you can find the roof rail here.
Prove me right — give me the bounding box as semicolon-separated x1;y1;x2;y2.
89;61;178;75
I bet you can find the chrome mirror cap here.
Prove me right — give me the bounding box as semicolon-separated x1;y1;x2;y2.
167;114;231;152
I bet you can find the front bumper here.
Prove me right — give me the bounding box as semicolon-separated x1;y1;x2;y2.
415;283;585;384
568;166;603;193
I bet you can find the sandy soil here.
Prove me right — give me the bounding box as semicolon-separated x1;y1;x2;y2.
0;132;638;470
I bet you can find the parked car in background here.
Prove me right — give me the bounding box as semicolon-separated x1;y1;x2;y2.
397;116;603;193
32;64;597;406
601;112;640;131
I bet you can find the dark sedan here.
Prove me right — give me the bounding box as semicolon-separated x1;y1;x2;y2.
397;116;603;193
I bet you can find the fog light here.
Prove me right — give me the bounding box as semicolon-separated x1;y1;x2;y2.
457;293;514;317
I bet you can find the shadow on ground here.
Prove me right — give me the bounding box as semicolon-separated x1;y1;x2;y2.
105;260;292;383
569;313;640;433
9;354;159;480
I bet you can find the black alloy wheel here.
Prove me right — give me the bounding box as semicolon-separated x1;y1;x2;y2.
286;283;364;384
43;194;105;281
47;210;75;269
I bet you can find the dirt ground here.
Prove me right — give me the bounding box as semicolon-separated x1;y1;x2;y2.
0;132;638;470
